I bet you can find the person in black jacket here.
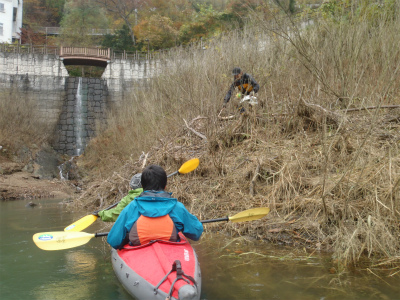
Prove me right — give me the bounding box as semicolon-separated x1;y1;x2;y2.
222;67;260;110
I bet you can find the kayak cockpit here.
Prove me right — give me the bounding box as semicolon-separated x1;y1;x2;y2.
111;234;201;300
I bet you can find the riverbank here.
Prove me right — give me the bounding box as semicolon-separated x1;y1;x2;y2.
0;162;76;200
73;104;400;269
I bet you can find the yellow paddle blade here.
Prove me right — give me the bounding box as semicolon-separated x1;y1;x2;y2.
33;231;95;251
64;214;98;232
178;158;200;174
229;207;270;223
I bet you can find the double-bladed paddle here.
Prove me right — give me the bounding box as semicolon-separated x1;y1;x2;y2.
200;207;270;223
64;158;200;232
33;207;270;251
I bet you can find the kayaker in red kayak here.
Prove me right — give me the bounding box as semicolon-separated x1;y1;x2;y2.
107;164;204;249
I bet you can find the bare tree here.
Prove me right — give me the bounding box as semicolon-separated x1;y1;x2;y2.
94;0;142;45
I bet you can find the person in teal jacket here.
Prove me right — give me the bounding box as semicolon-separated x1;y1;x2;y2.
96;173;143;222
107;165;203;249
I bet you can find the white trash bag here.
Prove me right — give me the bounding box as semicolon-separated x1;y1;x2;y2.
240;95;258;106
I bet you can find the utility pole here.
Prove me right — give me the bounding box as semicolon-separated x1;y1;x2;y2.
145;39;149;56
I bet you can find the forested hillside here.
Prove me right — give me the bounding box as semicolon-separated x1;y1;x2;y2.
22;0;307;51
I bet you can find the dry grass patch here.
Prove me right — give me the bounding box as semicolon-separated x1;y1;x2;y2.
0;87;53;158
75;1;400;268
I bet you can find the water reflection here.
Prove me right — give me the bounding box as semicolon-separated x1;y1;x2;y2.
31;251;97;300
0;199;399;300
195;233;400;300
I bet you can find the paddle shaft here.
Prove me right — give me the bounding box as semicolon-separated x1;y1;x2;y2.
90;217;220;241
201;217;229;224
167;171;179;177
99;202;119;212
41;207;268;250
91;208;268;237
93;217;230;238
96;171;176;213
95;232;109;237
94;217;229;237
92;217;228;238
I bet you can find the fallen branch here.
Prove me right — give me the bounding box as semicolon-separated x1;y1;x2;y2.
189;116;208;126
140;152;149;169
183;118;207;141
343;105;400;112
297;97;344;128
218;109;235;120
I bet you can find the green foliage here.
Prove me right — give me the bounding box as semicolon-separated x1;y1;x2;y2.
145;15;178;50
227;0;260;19
23;0;66;26
65;66;105;78
101;25;135;51
320;0;397;25
178;4;231;44
59;0;109;47
179;23;208;44
134;15;179;50
289;0;296;13
356;0;398;24
274;0;297;14
23;0;270;50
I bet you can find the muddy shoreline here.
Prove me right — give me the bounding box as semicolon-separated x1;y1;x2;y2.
0;169;76;200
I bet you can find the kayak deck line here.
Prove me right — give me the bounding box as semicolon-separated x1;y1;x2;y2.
154;260;198;299
111;233;201;300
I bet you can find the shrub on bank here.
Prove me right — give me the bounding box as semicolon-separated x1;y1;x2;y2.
67;0;400;269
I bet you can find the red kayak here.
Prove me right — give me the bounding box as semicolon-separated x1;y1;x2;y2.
111;233;201;300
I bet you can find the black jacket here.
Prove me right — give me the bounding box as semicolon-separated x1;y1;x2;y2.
224;73;260;104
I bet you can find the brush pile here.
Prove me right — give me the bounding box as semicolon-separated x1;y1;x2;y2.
73;1;400;269
75;97;400;268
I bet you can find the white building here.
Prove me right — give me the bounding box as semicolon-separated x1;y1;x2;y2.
0;0;23;43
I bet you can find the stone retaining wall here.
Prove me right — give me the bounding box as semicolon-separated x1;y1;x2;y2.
53;77;109;156
0;73;66;129
0;52;158;156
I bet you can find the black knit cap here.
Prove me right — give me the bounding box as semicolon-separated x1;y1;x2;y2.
232;67;241;75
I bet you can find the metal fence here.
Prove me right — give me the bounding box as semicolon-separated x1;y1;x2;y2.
34;27;115;36
0;43;175;61
0;43;60;55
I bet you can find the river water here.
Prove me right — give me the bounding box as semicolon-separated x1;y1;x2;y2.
1;199;399;300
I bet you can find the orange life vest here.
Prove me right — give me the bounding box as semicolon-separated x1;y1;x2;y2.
237;83;253;93
128;215;178;246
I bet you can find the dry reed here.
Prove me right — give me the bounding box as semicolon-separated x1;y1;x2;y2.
75;1;400;268
0;87;52;157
